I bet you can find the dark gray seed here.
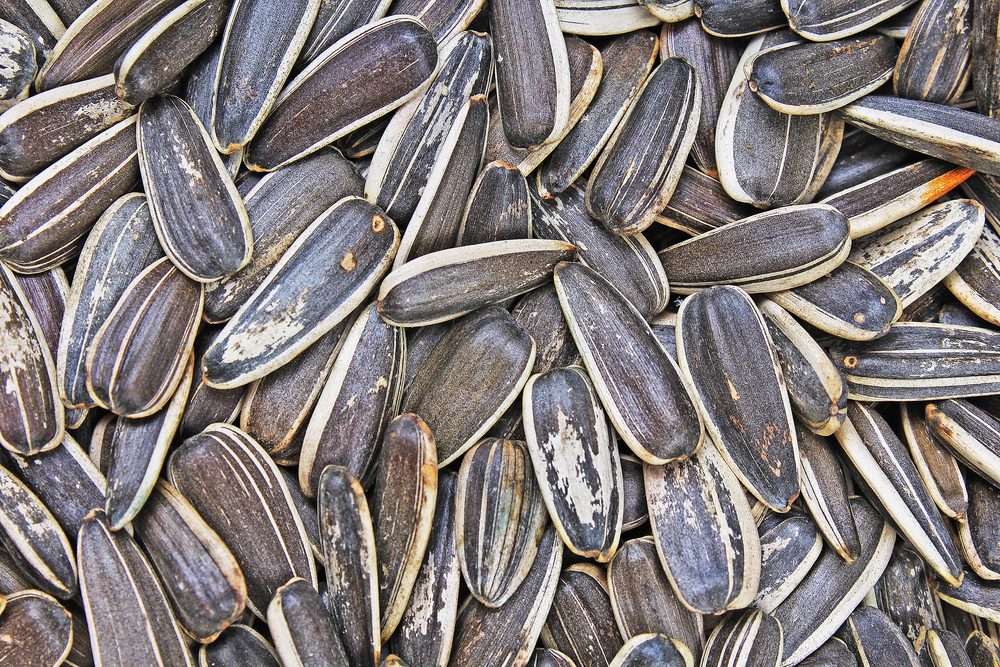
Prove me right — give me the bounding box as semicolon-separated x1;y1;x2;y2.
0;19;33;111
86;415;114;476
838;606;920;666
456;438;547;608
945;208;1000;327
924;628;975;667
0;589;72;666
836;401;962;584
35;0;189;91
797;638;859;667
771;495;896;665
644;442;761;615
540;565;623;667
677;286;799;511
317;466;380;667
694;0;786;36
830;322;1000;401
837;96;1000;176
768;261;901;341
876;0;919;37
371;414;437;640
138;95;251;282
901;403;969;520
936;574;1000;624
133;480;246;643
511;285;578;376
817;130;916;199
973;0;1000;119
555;262;703;464
386;472;460;667
0;542;35;595
820;158;974;239
619;455;647;530
660;204;852;294
926;399;1000;489
873;544;944;646
523;366;622;562
58;194;163;410
538;30;657;198
755;514;822;612
586;57;699;236
0;0;63;53
758;298;847;436
198;624;280;667
553;0;660;36
168;424;316;617
966;631;1000;666
609;634;692;667
341;119;387;159
796;426;862;562
245;17;438;172
533;647;576;667
203;148;364;323
961;475;1000;580
386;0;482;42
0;264;63;455
180;328;245;437
393;94;488;266
849;198;984;308
85;256;201;417
653;165;754;236
276;467;322;565
268;578;349;667
0;116;138;274
79;509;193;666
377;239;576;327
458;161;531;246
894;0;972;105
490;0;569;149
783;0;919;40
939;302;988;327
702;611;783;667
750;35;898;115
402;306;535;466
450;526;563;666
606;537;702;660
104;354;191;528
203;196;399;389
299;0;390;65
210;0;320;153
366;30;491;224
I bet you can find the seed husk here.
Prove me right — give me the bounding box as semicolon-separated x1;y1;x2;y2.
540;564;624;667
458;161;531;246
554;0;660;36
133;480;247;643
872;544;944;646
300;0;391;65
402;306;535;466
838;606;921;667
796;637;858;667
523;366;622;562
555;262;703;463
511;285;578;377
0;116;138;274
771;495;896;665
818;129;916;200
702;610;783;667
534;647;577;667
893;0;972;105
456;437;547;608
385;471;460;667
926;399;1000;489
203;196;398;389
450;526;563;666
198;623;280;666
653;165;754;235
960;475;1000;581
610;633;693;667
750;35;898;115
922;628;974;667
385;0;482;43
756;513;822;613
538;30;657;198
945;200;1000;326
87;414;114;476
180;328;245;437
936;574;1000;625
782;0;920;41
0;0;63;54
901;403;969;521
795;426;862;562
694;0;786;36
966;630;1000;665
245;17;439;172
586;56;700;236
0;263;63;456
317;465;380;667
268;577;350;667
644;440;761;615
830;322;1000;401
377;240;575;327
114;0;228;106
168;424;316;618
973;0;1000;119
0;589;72;666
606;537;703;659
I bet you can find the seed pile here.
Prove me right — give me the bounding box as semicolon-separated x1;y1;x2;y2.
0;0;999;665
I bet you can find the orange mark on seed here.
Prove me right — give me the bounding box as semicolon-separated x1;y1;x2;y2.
371;215;387;233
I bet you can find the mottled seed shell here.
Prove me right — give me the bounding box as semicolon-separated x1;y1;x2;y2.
541;565;624;667
873;544;943;646
901;403;969;521
268;577;350;667
0;0;63;54
702;610;783;667
838;606;921;666
966;630;1000;665
756;514;822;612
961;475;1000;581
198;623;280;666
0;589;72;666
694;0;786;36
946;180;1000;326
782;0;920;41
894;0;972;105
925;399;1000;489
795;427;862;562
973;0;1000;119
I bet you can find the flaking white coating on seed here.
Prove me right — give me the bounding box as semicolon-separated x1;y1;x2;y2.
72;97;132;126
761;531;793;561
542;406;610;528
0;285;40;391
405;547;440;635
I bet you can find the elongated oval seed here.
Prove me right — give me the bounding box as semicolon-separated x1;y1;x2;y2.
782;0;920;41
268;577;350;667
245;17;438;172
838;606;921;666
872;544;943;646
654;165;754;235
901;403;969;521
796;427;862;562
0;589;72;666
894;0;972;105
199;623;280;666
756;514;822;612
925;399;1000;489
961;475;1000;581
695;0;787;36
973;0;1000;119
702;610;783;667
541;564;624;667
204;196;399;388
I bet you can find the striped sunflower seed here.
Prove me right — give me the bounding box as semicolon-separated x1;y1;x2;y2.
921;628;974;667
872;544;944;646
935;573;1000;625
198;624;280;666
534;647;577;667
540;564;624;666
960;475;1000;581
268;577;349;667
901;403;969;521
796;426;862;562
756;512;821;611
180;328;245;437
554;0;660;36
838;606;921;666
511;285;579;376
973;0;1000;119
893;0;972;105
694;0;786;37
244;17;438;172
0;1;63;54
782;0;920;41
966;630;1000;665
610;633;693;667
458;161;531;246
945;190;1000;326
925;399;1000;489
796;638;858;667
299;0;391;65
818;129;915;199
386;0;481;43
702;610;783;667
653;165;754;235
0;589;72;666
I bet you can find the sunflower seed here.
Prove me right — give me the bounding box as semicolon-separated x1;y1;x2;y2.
653;165;754;235
818;129;916;200
795;426;862;562
610;633;693;667
317;465;380;667
771;495;896;665
538;30;657;198
456;437;547;608
783;0;919;41
694;0;786;36
923;628;975;667
458;161;531;246
755;513;822;614
133;480;247;642
555;262;703;463
901;403;969;521
198;623;280;666
873;543;944;646
87;415;114;476
838;606;921;667
586;57;699;236
245;17;438;172
180;329;245;437
511;285;578;376
114;0;228;105
945;207;1000;327
926;399;1000;488
555;0;660;35
450;526;563;666
967;630;1000;666
606;537;702;658
974;0;1000;120
299;0;391;65
830;322;1000;401
386;0;482;42
168;424;316;617
268;577;349;667
796;637;858;667
0;589;72;666
960;475;1000;581
645;440;761;615
894;0;972;106
0;116;138;274
701;610;783;667
523;366;622;562
936;574;1000;625
534;647;577;667
0;0;63;53
540;564;623;667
